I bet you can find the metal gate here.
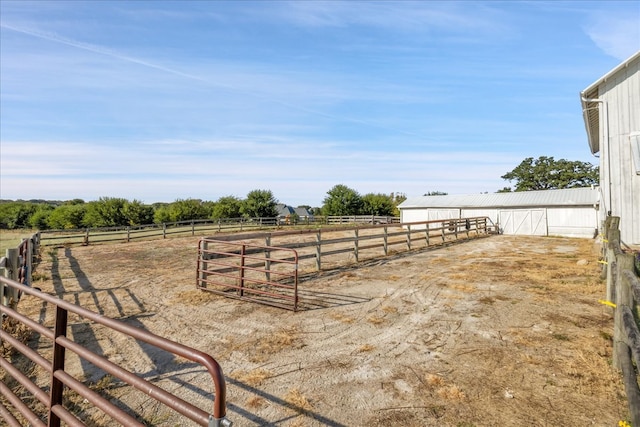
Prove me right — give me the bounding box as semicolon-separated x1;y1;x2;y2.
0;277;230;427
499;209;547;236
197;239;299;311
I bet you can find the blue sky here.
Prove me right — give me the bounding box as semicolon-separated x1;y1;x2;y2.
1;1;639;207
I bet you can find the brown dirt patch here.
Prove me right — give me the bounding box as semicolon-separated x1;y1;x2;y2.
8;234;629;426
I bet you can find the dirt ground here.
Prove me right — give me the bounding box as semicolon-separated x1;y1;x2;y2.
12;233;630;426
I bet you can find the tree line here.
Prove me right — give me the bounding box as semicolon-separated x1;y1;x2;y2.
0;186;407;230
0;156;598;230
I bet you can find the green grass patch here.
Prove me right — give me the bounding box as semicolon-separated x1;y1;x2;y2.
0;229;36;252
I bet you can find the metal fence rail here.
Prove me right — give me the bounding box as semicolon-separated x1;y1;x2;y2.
197;240;299;311
197;217;490;310
0;278;230;427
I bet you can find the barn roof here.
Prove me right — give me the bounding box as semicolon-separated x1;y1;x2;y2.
398;187;599;209
580;50;640;154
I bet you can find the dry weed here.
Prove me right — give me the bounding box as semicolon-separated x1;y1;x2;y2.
232;368;272;386
451;284;476;293
284;388;313;413
1;316;32;358
381;306;398;314
436;385;465;401
252;327;301;360
425;374;445;387
367;316;385;325
330;312;355;324
357;344;375;353
170;289;217;305
246;396;265;409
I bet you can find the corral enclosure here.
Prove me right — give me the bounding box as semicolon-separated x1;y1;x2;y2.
6;230;629;425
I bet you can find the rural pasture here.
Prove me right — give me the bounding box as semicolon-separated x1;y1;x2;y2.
6;233;629;426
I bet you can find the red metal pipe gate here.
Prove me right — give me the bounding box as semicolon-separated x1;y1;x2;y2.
197;238;299;311
0;277;231;427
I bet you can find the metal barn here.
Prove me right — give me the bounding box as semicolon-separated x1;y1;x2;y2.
581;51;640;246
398;187;599;238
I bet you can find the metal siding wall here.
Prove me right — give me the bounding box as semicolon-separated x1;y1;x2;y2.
600;56;640;245
546;207;598;238
460;209;499;225
498;209;547;236
427;209;460;221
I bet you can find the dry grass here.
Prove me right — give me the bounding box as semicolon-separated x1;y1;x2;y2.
330;312;355;324
284;388;313;413
357;344;375;353
367;315;385;325
231;368;272;386
436;384;466;401
246;396;265;409
1;317;32;358
425;374;446;387
169;289;217;305
249;327;301;362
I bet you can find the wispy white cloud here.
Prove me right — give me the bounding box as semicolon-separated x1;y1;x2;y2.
584;11;640;60
1;1;628;205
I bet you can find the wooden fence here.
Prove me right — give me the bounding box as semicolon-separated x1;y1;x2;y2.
601;216;640;425
197;217;490;311
37;216;400;247
0;233;40;309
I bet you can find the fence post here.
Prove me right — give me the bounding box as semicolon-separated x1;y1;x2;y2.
84;228;90;245
406;224;411;251
238;244;246;297
316;230;321;271
354;229;359;262
606;217;621;306
265;235;271;282
613;252;636;370
199;240;208;289
192;221;195;236
163;223;167;239
425;222;430;247
383;226;388;256
49;305;68;427
126;227;131;243
4;249;19;308
441;221;445;242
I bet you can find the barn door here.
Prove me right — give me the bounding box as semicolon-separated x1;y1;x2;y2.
499;209;547;235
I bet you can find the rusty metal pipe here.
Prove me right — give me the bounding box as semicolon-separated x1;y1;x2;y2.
1;277;227;422
0;401;23;427
0;381;46;427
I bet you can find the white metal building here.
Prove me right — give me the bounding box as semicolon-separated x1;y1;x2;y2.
581;51;640;246
398;187;599;238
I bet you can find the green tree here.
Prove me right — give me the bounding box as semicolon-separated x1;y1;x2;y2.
28;204;55;230
83;197;128;227
123;200;154;225
322;185;363;216
167;199;210;222
211;196;242;219
241;190;278;218
501;156;599;191
0;202;38;229
391;192;407;217
153;205;172;224
361;193;395;216
47;204;87;229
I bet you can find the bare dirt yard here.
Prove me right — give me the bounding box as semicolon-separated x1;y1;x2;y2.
11;233;629;426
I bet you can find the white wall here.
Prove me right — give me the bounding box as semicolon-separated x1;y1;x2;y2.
597;55;640;245
400;206;598;238
547;207;598;238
